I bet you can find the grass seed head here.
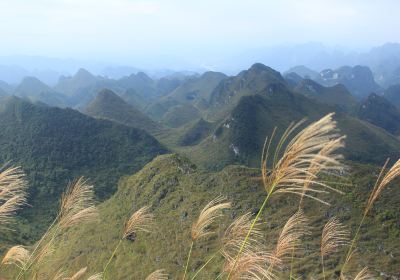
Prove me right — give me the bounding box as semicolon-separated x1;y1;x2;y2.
191;196;231;241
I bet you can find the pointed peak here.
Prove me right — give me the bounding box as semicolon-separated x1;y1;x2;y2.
200;71;227;79
17;76;51;90
21;76;44;84
247;63;284;81
74;68;96;81
135;72;152;82
361;93;393;108
96;88;123;101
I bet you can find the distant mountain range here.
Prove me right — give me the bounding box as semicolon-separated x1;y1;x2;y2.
1;42;400;86
142;63;400;170
286;65;383;99
293;79;357;111
2;62;400;142
1;61;400;277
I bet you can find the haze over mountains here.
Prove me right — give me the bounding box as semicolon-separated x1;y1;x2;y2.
1;42;400;85
3;57;400;172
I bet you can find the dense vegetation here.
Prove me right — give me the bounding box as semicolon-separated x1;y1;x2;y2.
358;93;400;135
84;89;161;134
0;96;167;247
2;151;399;278
169;76;400;170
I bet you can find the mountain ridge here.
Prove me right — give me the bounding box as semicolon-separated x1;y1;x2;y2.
84;89;162;133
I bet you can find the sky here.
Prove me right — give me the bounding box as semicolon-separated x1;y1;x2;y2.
0;0;399;69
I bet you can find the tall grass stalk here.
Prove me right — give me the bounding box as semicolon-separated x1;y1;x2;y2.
182;241;194;280
190;250;220;280
227;113;344;279
182;196;230;279
341;158;400;276
103;239;123;280
102;206;154;279
226;190;273;279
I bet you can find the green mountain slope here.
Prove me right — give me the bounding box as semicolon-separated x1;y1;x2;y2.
0;80;12;93
285;65;319;79
294;79;357;111
121;88;152;111
383;84;400;109
145;72;226;126
357;93;400;135
180;88;400;170
14;76;67;107
283;72;303;87
84;89;162;133
0;87;8;98
20;154;400;279
55;68;99;97
167;71;227;108
152;63;400;170
207;63;286;121
55;69;184;109
316;66;382;99
177;118;214;146
0;96;167;245
118;72;181;101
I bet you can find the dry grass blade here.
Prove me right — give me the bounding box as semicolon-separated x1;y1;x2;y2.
223;251;278;280
0;166;28;226
261;113;345;205
145;269;168;280
87;273;103;280
365;158;400;215
1;245;30;268
51;269;66;280
353;267;374;280
123;205;154;239
35;241;56;267
321;217;349;257
65;267;87;280
222;212;263;259
191;196;231;241
59;177;99;228
271;210;309;266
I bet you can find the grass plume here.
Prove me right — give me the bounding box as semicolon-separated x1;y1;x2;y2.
16;177;98;280
183;196;230;279
227;113;345;279
222;212;263;259
223;251;278;280
364;158;400;215
321;216;349;279
103;205;154;279
262;113;344;203
342;158;400;276
145;269;169;280
123;205;154;239
270;210;309;267
0;166;28;227
67;267;87;280
87;273;103;280
59;177;99;228
353;267;374;280
191;196;231;241
1;245;30;269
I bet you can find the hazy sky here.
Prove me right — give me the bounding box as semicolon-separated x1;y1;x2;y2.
0;0;399;68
